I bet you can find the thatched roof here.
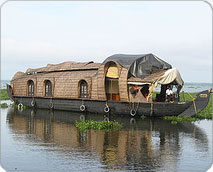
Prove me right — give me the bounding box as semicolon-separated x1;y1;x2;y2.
11;72;27;81
26;61;101;73
128;70;167;84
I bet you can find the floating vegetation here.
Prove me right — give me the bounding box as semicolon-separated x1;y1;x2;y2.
11;103;18;108
163;116;198;124
75;120;122;131
10;103;27;110
0;89;9;100
0;103;8;108
141;115;146;119
171;121;178;125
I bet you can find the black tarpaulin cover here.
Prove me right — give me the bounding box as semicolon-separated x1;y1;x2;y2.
103;54;172;78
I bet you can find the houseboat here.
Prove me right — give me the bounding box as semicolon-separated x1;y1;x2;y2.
7;54;210;117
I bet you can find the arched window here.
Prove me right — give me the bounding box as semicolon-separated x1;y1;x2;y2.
80;80;88;98
28;80;34;96
44;80;52;97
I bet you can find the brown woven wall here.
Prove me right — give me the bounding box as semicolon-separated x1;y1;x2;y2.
96;64;105;100
12;77;37;96
91;76;98;99
11;70;96;99
11;62;130;102
12;78;28;96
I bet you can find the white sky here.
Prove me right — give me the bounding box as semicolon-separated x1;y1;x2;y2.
1;1;212;82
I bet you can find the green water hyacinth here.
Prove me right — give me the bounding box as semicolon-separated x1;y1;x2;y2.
163;116;198;124
0;103;8;108
75;120;122;131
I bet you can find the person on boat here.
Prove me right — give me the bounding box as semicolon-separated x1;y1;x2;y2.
166;86;173;102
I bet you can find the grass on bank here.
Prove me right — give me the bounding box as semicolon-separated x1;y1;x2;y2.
152;91;197;102
75;120;122;131
194;93;212;120
0;89;10;108
0;89;9;100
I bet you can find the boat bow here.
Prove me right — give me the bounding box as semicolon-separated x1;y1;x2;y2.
179;89;211;117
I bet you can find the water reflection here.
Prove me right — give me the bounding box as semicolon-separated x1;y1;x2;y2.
6;108;209;171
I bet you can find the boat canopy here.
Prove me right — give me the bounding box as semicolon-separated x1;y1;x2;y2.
103;54;172;79
155;68;184;87
127;68;184;87
148;68;184;99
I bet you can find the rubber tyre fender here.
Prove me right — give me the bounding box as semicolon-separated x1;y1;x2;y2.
104;106;110;113
130;109;136;116
80;104;86;112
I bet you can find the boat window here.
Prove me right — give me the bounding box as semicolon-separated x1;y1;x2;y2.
106;63;119;78
28;80;34;96
80;80;88;98
44;80;52;97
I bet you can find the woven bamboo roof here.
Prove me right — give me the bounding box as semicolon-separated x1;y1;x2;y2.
11;72;26;81
26;61;101;73
128;70;167;83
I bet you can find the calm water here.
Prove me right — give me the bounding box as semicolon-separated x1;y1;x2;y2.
1;106;212;172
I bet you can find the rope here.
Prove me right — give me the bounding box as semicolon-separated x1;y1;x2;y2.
50;98;54;109
105;101;109;108
186;92;197;114
150;102;153;116
192;98;197;114
186;92;195;99
128;91;140;114
182;91;185;102
128;95;134;110
135;102;140;112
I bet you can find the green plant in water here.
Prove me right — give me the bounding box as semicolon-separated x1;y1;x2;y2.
10;103;27;110
163;116;198;124
171;121;178;125
0;103;8;108
141;115;146;119
11;103;18;108
22;105;27;110
75;120;122;131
